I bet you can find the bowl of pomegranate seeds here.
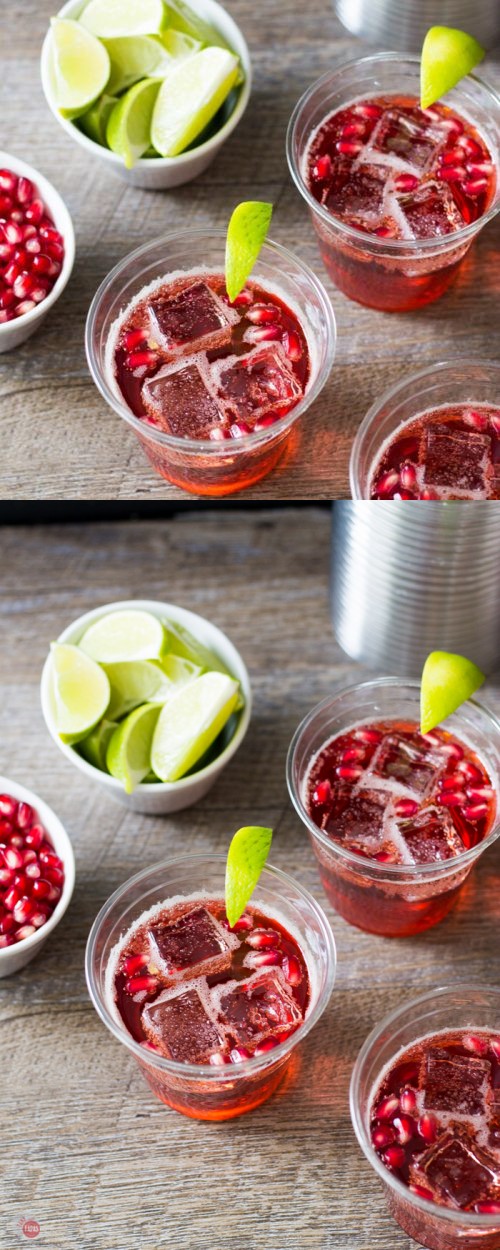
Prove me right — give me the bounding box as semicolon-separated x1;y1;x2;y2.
0;151;75;352
0;777;75;976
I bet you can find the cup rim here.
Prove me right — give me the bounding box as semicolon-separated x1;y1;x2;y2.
0;774;75;958
84;228;337;451
85;852;337;1079
40;597;252;794
0;149;75;335
349;357;500;499
286;51;500;254
350;983;500;1229
286;675;500;879
40;0;252;170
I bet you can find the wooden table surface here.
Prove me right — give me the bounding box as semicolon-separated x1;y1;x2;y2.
2;505;500;1249
2;3;500;500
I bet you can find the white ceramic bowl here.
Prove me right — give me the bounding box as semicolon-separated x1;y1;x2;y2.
40;599;252;814
0;776;75;977
40;0;252;189
0;151;75;353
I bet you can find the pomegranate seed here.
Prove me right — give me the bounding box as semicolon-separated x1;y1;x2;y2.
463;1033;489;1055
463;408;488;431
0;934;14;948
463;178;488;196
245;949;281;968
0;169;18;194
231;914;253;931
1;220;24;245
16;176;34;204
4;261;20;286
457;135;482;158
25;239;41;256
208;426;230;441
9;834;23;848
32;252;52;274
0;243;13;264
437;166;465;183
47;240;64;263
15;299;36;317
254;415;279;431
3;846;23;870
341;745;366;764
22;848;37;864
25;863;41;880
47;260;61;278
372;1124;396;1148
230;1046;251;1063
376;469;399;497
456;760;483;782
335;764;362;781
230;421;251;438
32;879;51;899
208;1052;228;1066
13;272;35;300
24;199;44;224
0;193;13;215
375;1094;399;1120
282;329;302;361
40;225;63;246
13;897;34;925
393;1115;416;1144
47;885;61;903
123;327;148;351
22;224;37;239
15;924;36;942
31;910;48;928
126;975;158;994
0;868;13;887
341;121;366;138
313;780;332;804
467;160;494;177
463;803;488;821
245;324;281;343
467;785;495;802
312;154;332;180
25;825;44;849
17;804;34;831
400;1088;417;1114
353;102;382;119
394;173;418;192
436;790;466;807
336;139;362;156
246;303;280;325
14;872;29;893
0;912;15;933
399;463;417;491
31;285;48;304
382;1145;405;1169
490;1038;500;1061
354;728;383;745
123;952;149;976
374;849;397;862
440;771;465;791
46;866;64;886
282;954;302;985
374;225;396;238
246;928;281;949
254;1039;278;1055
475;1202;500;1215
418;1113;438;1143
394;799;418;817
420;487;438;500
127;349;158;370
410;1184;433;1200
230;289;253;307
441;147;465;167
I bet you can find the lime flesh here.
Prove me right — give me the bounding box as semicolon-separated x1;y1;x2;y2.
164;621;244;710
78;93;118;144
80;0;167;39
103;35;174;93
79;718;118;770
150;47;239;156
50;17;110;119
50;642;110;744
420;25;485;110
79;609;166;663
151;671;239;781
107;703;161;793
420;650;485;735
102;659;182;720
107;77;161;166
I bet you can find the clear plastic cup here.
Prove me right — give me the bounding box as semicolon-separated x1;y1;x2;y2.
85;854;336;1120
286;678;500;937
350;985;500;1250
286;54;500;312
350;358;500;498
85;230;336;496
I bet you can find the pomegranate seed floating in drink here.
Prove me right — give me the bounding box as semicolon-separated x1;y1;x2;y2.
369;403;500;500
0;792;65;946
0;168;64;323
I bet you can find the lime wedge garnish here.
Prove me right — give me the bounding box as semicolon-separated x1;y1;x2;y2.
50;17;110;119
225;202;273;304
107;77;161;167
79;609;166;663
225;826;273;928
158;653;202;685
103;656;199;719
79;717;119;770
164;621;244;710
420;26;485;110
50;642;110;744
80;0;167;39
151;671;239;781
165;0;231;51
160;28;201;58
78;93;118;144
106;703;161;793
103;35;173;93
150;46;239;157
420;650;485;735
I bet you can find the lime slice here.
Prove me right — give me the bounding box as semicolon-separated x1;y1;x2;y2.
106;703;161;793
103;35;173;94
225;826;273;928
80;0;167;39
79;717;119;770
420;650;485;735
165;0;231;50
50;642;110;744
151;47;239;157
151;671;239;782
160;28;201;58
421;26;485;110
79;609;166;663
225;202;273;304
103;659;179;720
164;621;244;710
107;77;161;167
78;93;118;144
50;18;110;119
159;653;202;685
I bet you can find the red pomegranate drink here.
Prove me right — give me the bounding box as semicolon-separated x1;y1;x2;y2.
369;402;500;500
294;704;498;936
288;57;500;311
106;891;310;1116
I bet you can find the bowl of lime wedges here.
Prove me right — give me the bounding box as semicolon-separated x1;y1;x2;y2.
40;0;251;189
40;600;252;813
